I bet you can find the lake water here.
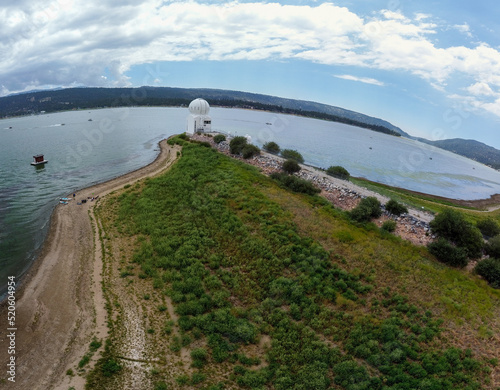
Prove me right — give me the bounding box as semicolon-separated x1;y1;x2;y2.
1;106;500;296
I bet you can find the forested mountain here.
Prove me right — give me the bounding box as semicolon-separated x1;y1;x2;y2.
0;86;405;136
417;137;500;169
1;86;499;168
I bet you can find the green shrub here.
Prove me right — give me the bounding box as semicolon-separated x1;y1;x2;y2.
475;258;500;288
78;354;91;368
477;217;500;238
213;134;226;144
154;381;168;390
101;358;122;377
270;172;320;195
190;348;208;361
485;235;500;258
349;197;382;223
263;141;280;154
282;159;301;174
229;136;248;155
281;149;304;163
430;209;483;258
190;372;206;385
326;165;350;180
89;337;102;352
427;238;468;268
381;220;397;233
241;144;260;159
385;199;408;216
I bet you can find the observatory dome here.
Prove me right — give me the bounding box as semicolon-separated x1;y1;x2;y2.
189;98;210;115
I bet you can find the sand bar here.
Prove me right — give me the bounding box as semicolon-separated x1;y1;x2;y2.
0;139;180;390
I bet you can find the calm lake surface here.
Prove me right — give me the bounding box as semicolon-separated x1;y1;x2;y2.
1;106;500;295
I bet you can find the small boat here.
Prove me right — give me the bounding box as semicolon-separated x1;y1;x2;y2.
31;154;48;166
60;201;68;205
88;119;93;121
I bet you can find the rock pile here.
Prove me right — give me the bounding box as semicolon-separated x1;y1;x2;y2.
190;133;435;246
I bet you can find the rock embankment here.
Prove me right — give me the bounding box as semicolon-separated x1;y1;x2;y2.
192;133;434;246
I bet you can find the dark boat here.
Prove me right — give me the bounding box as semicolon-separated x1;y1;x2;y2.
31;154;48;166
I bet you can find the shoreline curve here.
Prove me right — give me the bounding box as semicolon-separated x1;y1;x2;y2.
0;138;181;389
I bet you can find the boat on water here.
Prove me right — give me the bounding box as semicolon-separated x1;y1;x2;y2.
31;154;48;166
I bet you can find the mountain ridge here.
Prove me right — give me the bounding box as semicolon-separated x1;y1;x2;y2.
1;86;499;169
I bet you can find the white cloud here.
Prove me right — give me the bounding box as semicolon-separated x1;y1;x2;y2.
334;74;385;86
467;82;495;96
1;0;500;124
453;23;472;38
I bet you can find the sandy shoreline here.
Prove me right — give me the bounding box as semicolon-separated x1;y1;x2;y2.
0;139;180;390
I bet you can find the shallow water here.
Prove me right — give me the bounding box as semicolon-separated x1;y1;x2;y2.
1;106;499;296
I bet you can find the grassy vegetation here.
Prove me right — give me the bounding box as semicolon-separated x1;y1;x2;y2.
91;137;500;389
349;177;476;214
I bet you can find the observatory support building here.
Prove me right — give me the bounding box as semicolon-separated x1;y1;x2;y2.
186;98;211;134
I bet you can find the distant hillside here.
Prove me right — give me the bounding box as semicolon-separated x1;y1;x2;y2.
0;86;406;137
2;86;499;168
417;138;500;170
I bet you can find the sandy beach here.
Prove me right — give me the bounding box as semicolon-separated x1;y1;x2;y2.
0;139;180;390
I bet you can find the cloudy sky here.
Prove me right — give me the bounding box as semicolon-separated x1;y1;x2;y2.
2;0;500;147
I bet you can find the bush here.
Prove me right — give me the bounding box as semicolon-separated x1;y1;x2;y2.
430;209;483;258
213;134;226;144
427;238;468;268
385;199;408;216
270;172;320;196
282;159;301;174
326;166;350;180
349;197;382;223
229;136;248;155
191;348;208;361
475;258;500;288
241;144;260;159
477;218;500;238
485;235;500;259
281;149;304;163
381;220;397;233
263;141;280;154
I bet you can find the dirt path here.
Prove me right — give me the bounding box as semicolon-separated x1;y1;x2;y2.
0;140;180;390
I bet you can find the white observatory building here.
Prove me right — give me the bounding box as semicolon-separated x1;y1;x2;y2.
186;98;212;134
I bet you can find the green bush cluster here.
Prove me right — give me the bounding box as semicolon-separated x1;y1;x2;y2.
229;136;248;154
475;258;500;288
485;235;500;259
385;199;408;216
270;172;320;195
349;197;382;223
229;136;260;159
280;149;304;163
381;220;397;233
281;159;301;174
213;134;226;144
326;165;350;180
476;217;500;238
263;141;280;154
428;238;468;268
428;209;483;265
242;144;260;159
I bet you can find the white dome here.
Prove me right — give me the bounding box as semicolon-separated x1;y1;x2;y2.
188;98;210;115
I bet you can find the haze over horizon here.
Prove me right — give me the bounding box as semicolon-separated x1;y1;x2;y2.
2;1;500;148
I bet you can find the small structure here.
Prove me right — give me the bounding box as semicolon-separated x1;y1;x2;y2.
186;98;211;134
31;154;48;166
